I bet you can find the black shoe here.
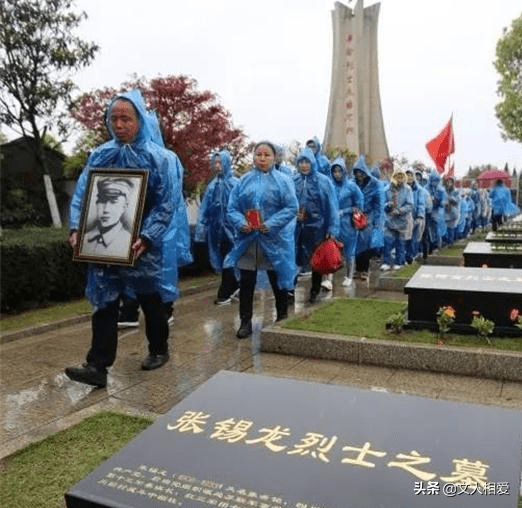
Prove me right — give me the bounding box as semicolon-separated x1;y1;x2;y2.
141;353;169;371
65;364;107;388
308;292;319;304
276;312;288;322
236;321;252;339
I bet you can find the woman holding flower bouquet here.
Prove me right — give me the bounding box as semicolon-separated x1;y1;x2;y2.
223;141;298;338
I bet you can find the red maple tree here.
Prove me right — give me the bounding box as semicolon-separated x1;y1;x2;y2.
69;75;248;196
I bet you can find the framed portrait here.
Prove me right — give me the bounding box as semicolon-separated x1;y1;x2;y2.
73;168;149;266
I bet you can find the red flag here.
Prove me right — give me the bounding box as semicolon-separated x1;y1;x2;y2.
426;116;455;173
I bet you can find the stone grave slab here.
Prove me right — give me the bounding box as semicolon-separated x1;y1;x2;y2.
485;231;522;245
463;242;522;269
65;371;522;508
404;265;522;335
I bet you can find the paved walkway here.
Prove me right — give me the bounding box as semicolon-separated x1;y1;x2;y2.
1;272;522;461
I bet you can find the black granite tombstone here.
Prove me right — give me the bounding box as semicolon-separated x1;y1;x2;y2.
463;242;522;269
65;371;522;508
404;265;522;335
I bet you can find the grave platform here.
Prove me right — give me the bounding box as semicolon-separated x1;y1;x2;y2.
65;371;522;508
404;265;522;336
463;242;522;269
485;231;522;244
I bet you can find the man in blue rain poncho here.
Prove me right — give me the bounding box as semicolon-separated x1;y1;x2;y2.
469;181;482;233
426;170;447;252
294;147;340;303
442;176;461;246
489;179;519;231
381;168;413;270
353;155;385;280
405;169;426;263
195;149;239;305
224;141;298;338
330;156;364;287
306;136;331;176
65;90;182;387
118;110;192;326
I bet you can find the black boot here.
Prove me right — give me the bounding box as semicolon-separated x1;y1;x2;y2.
309;271;322;303
236;320;252;339
275;289;288;321
237;269;255;339
308;291;319;304
267;270;289;322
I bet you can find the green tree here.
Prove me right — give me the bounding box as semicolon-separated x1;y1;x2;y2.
0;0;99;226
494;13;522;143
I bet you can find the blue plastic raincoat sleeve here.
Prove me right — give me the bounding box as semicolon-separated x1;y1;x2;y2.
194;182;214;243
68;168;90;230
263;176;299;234
139;154;174;246
324;178;340;238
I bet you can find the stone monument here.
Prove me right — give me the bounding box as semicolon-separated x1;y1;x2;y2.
323;0;389;164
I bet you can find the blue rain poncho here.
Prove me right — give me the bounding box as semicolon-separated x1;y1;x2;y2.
293;148;340;269
409;179;427;221
352;155;384;254
330;156;364;258
489;180;519;217
426;170;447;240
306;136;331;176
470;183;482;222
444;181;461;229
69;90;180;309
274;145;294;177
147;109;193;276
384;173;414;240
195;150;239;272
223;164;298;290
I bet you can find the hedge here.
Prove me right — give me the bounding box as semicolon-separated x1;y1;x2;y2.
1;227;86;313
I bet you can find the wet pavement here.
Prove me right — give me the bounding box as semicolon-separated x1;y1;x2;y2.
1;271;522;461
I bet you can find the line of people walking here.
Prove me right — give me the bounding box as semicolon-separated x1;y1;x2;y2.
64;89;519;388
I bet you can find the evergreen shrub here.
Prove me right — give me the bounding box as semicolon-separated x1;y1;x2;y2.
1;227;85;313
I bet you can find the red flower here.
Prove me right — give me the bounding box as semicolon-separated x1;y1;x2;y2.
510;308;520;322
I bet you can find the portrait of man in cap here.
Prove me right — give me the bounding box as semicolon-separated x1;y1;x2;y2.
81;176;135;258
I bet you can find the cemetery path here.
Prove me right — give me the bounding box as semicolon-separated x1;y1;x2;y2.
1;272;522;460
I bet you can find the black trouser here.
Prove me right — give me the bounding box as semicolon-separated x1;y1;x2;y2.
119;297;173;320
310;271;322;297
87;292;169;370
217;239;239;299
492;213;503;232
218;268;239;299
239;269;288;323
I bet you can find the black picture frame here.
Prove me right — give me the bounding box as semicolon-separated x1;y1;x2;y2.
73;168;148;266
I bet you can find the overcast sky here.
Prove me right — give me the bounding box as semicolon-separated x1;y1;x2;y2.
66;0;522;176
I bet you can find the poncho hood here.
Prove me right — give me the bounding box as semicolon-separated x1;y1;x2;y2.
295;147;319;176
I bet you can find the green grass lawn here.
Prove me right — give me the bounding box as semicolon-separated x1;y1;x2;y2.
0;410;153;508
283;298;522;352
0;273;219;333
